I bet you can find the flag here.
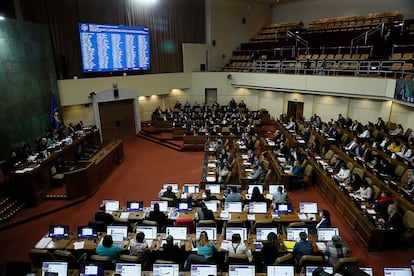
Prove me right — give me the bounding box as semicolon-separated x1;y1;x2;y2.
50;93;62;129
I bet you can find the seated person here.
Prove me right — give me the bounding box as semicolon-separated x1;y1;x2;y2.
147;203;168;232
94;204;115;225
184;231;217;271
377;204;403;231
316;209;331;229
129;232;149;262
217;163;231;183
221;233;247;256
347;173;362;191
376;158;393;176
225;186;242;202
250;186;265;202
260;232;281;266
387;140;402;154
389;124;404;137
197;202;215;221
344;137;359;152
161;185;177;200
95;235;123;263
403;169;414;193
292;231;313;262
247;163;264;184
324;235;350;265
333;163;350;181
373;190;394;218
355;179;373;201
272;185;287;203
160;235;186;263
204;189;218;201
289;160;304;189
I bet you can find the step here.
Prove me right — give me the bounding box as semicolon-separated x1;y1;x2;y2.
137;132;182;151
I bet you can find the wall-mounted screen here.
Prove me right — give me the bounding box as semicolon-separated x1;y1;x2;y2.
79;23;150;72
394;80;414;103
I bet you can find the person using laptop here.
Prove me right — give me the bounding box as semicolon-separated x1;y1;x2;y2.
197;202;215;221
160;235;186;263
162;185;177;201
316;209;331;229
221;233;247;256
225;186;242;202
204;189;218;201
147;203;168;232
324;235;350;265
129;232;150;262
95;235;123;263
292;231;312;262
184;231;217;271
94;204;114;225
272;185;287;203
250;186;265;202
259;232;281;267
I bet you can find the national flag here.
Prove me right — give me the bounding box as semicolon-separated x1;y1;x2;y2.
50;93;62;129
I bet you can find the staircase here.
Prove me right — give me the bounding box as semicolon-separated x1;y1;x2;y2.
0;195;25;223
138;126;183;151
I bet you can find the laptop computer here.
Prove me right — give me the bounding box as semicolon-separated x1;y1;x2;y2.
248;202;267;213
183;184;199;194
299;202;318;214
255;227;278;241
115;263;141;276
228;265;255;276
48;225;69;239
267;265;294;276
165;226;187;241
136;225;157;243
41;261;68;276
106;225;128;245
150;201;169;212
77;226;98;239
153;263;180;276
225;201;242;213
359;267;374;276
176;201;192;212
268;184;285;194
317;227;339;241
204;201;218;212
383;267;412;276
126;201;143;211
276;203;293;213
205;183;221;194
78;262;105;276
163;183;179;193
196;226;217;241
225;227;248;241
191;264;217;276
103;200;120;213
306;266;333;276
286;227;308;241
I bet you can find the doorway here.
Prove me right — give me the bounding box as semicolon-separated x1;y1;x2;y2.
205;88;217;106
99;99;136;142
287;101;304;121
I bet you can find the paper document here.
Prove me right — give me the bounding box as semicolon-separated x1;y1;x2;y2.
298;214;308;220
35;237;52;249
316;242;326;251
73;241;85;250
247;214;255;220
120;212;130;219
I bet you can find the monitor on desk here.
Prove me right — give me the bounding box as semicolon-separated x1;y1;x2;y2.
267;265;294;276
286;227;308;241
317;227;339;241
103;199;120;213
150;200;169;212
300;202;318;214
248;201;268;213
165;226;187;240
204;201;218;212
247;184;264;194
196;226;217;241
228;265;255;276
269;184;285;194
227;184;242;193
205;183;221;194
77;226;98;239
153;263;180;276
163;183;179;193
191;264;217;276
48;225;69;239
41;261;68;276
255;227;278;241
276;203;292;213
136;225;157;240
78;262;104;276
306;266;333;276
226;227;248;241
115;263;141;276
106;225;128;242
225;201;242;213
183;184;199;194
177;201;192;211
384;267;413;276
126;200;143;211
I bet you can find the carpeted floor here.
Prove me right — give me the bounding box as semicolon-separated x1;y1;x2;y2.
0;136;413;274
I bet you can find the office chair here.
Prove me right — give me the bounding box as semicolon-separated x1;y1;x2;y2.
227;253;250;264
29;248;56;268
119;254;141;263
333;256;359;274
50;165;64;185
89;255;113;270
88;220;107;232
274;253;294;265
197;220;217;227
298;255;324;269
54;250;87;269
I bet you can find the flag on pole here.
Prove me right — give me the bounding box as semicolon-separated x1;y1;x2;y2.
50;93;62;129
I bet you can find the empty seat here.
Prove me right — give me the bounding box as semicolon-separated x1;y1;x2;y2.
334;257;359;273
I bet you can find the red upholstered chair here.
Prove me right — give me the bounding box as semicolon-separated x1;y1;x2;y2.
174;218;195;234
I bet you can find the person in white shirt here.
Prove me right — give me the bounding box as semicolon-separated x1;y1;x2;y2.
358;126;371;139
356;180;372;201
344;137;358;151
221;233;247;256
334;163;350;181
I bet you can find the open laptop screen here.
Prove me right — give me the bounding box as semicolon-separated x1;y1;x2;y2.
225;227;247;241
42;261;68;276
204;201;218;212
248;202;267;213
255;227;278;241
268;184;285;194
165;226;187;240
229;265;255;276
126;201;143;211
150;201;169;212
48;225;69;239
78;262;105;276
115;263;141;276
77;226;97;239
191;264;217;276
384;268;412;276
103;200;120;213
277;203;292;213
267;265;294;276
225;201;242;213
317;227;339;241
177;201;192;211
183;184;199;194
248;184;263;194
106;225;128;242
153;264;180;276
136;225;157;240
299;202;318;214
286;227;308;241
163;184;179;193
205;184;221;194
196;227;217;241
